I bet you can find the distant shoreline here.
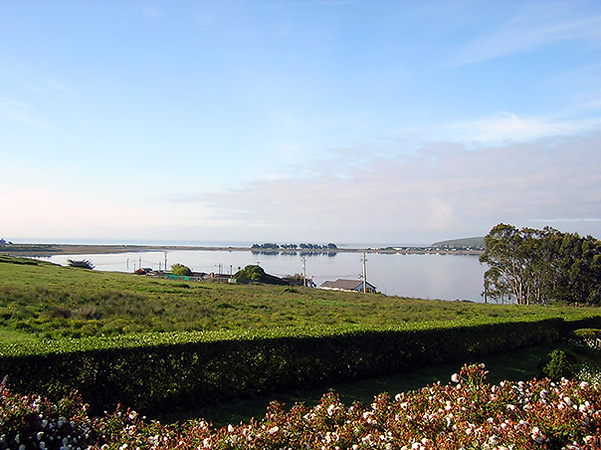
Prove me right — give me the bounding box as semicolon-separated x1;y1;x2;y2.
2;243;483;257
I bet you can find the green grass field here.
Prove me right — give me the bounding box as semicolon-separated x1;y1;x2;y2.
0;254;593;340
1;254;601;428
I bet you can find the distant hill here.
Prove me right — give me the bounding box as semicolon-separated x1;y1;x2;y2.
430;236;485;249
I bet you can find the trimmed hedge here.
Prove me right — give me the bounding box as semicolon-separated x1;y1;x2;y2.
1;316;600;416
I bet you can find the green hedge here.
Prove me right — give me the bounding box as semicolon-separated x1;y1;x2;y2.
0;317;599;415
572;327;601;340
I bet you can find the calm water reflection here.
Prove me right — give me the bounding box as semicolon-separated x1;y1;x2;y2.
41;250;486;302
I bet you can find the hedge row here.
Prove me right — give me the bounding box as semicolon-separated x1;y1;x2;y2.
1;316;600;416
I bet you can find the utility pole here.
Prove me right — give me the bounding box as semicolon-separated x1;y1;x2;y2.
164;252;168;272
362;252;367;293
302;257;307;287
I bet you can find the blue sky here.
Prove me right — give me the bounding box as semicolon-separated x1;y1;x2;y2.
1;0;601;245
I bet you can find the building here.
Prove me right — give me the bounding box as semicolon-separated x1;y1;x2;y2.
320;279;377;293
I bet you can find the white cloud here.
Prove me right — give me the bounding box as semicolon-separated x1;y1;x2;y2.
439;112;601;144
197;131;601;243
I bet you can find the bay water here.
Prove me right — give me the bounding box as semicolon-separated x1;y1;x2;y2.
39;249;486;302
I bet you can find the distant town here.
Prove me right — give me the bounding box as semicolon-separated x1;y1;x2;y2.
250;237;485;255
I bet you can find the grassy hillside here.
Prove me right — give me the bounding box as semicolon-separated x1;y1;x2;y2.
431;236;485;249
0;255;595;341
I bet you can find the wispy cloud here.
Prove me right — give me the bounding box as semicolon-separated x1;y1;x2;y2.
439;112;601;144
456;5;601;65
0;97;42;128
45;79;72;93
142;8;165;20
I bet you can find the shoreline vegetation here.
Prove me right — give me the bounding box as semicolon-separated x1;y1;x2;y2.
0;242;484;257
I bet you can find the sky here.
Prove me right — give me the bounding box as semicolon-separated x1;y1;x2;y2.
1;0;601;246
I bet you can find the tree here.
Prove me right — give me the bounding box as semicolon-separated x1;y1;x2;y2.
480;223;601;305
67;259;94;270
283;273;317;288
233;265;266;281
170;263;192;277
480;224;530;304
233;265;287;285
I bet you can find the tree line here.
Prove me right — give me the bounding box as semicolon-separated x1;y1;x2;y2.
252;242;338;250
480;223;601;305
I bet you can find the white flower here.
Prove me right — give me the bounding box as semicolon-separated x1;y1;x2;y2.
488;435;499;446
531;426;544;443
327;404;336;416
451;373;460;383
148;435;159;448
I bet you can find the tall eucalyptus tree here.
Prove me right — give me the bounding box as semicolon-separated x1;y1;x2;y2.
480;223;601;305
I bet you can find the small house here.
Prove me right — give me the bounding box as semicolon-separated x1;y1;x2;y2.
320;279;377;293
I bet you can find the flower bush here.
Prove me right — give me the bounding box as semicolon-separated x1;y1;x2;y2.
0;378;94;450
2;364;601;450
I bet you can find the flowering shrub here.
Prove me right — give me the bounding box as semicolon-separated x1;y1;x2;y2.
575;363;601;386
559;328;601;385
0;378;94;450
572;329;601;350
2;364;601;450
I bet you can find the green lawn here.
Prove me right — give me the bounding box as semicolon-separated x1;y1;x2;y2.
0;255;591;340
